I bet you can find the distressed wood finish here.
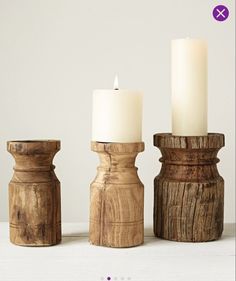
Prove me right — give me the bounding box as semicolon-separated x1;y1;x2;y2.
7;140;61;246
153;133;225;242
89;142;144;248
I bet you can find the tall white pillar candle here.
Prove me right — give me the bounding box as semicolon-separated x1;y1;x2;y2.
92;78;143;143
171;38;208;136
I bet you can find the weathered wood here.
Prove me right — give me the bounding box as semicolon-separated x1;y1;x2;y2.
153;133;225;242
89;142;144;248
7;140;61;246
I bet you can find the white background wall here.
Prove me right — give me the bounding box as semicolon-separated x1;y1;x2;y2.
0;0;235;223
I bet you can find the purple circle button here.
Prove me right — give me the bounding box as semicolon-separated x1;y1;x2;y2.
213;5;229;21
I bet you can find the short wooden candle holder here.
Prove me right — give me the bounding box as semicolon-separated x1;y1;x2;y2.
7;140;61;246
153;133;225;242
89;142;144;248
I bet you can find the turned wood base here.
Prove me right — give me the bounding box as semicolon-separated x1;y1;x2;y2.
7;140;61;246
153;133;225;242
89;142;144;248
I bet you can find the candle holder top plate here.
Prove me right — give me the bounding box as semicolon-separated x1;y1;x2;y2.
154;133;224;149
7;140;60;155
91;142;144;153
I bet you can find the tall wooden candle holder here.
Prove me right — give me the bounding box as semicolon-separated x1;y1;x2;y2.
7;140;61;246
89;142;144;248
153;133;225;242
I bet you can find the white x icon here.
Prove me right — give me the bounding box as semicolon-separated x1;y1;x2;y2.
216;8;226;18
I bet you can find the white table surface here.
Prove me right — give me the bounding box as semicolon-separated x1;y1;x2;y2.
0;222;235;281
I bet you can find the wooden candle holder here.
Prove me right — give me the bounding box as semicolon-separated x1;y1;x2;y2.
7;140;61;246
153;133;225;242
89;142;144;248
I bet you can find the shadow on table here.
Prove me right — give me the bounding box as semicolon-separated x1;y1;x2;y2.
143;225;235;245
143;227;163;246
61;231;89;245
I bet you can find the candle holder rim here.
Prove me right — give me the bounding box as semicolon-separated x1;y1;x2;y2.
7;140;60;143
91;141;144;153
153;132;224;137
7;140;61;154
153;133;224;149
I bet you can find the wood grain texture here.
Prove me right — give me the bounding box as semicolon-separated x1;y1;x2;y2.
7;140;61;246
153;133;225;242
89;142;144;248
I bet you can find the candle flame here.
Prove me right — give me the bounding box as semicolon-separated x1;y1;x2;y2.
113;75;119;90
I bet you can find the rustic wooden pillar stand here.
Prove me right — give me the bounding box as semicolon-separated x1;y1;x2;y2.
7;140;61;246
89;142;144;248
153;133;225;242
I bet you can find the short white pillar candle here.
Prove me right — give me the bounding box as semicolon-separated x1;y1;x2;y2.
92;77;143;143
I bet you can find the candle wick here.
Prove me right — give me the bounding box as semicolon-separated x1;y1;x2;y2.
113;75;119;90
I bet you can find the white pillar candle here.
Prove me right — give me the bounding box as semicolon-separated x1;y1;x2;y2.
171;38;208;136
92;77;143;143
